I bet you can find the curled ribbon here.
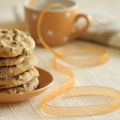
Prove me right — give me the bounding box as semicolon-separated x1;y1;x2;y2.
37;4;120;117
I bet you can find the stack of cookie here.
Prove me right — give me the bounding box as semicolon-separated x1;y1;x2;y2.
0;29;39;93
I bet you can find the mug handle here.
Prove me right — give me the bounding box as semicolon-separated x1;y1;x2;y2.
70;13;92;39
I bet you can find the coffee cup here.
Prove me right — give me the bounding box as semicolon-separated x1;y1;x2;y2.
24;0;91;46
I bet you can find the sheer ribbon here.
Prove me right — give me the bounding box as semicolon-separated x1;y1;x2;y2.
37;4;120;117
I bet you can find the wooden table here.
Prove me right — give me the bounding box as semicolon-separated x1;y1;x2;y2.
0;0;120;120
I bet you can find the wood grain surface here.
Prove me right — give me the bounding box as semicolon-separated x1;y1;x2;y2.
0;0;120;120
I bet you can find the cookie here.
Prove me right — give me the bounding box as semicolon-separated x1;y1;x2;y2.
0;55;37;78
0;54;28;67
0;77;39;94
0;68;39;89
0;29;35;58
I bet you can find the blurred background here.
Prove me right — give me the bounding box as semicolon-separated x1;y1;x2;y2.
0;0;120;24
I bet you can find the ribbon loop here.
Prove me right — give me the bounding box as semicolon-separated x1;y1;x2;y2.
36;4;120;117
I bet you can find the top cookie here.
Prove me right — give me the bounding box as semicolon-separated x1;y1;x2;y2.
0;29;35;58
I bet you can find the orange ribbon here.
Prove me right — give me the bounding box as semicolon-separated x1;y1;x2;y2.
36;4;120;117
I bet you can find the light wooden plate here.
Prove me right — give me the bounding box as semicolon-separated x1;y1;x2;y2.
0;67;53;103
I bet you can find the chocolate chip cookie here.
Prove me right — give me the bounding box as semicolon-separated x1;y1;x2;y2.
0;68;39;89
0;29;35;57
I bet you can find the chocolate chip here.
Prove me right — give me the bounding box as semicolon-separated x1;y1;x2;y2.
12;29;18;34
15;75;20;80
20;44;23;47
10;48;13;52
22;48;26;54
0;45;4;48
7;37;10;39
12;41;17;45
13;34;17;40
1;30;7;34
